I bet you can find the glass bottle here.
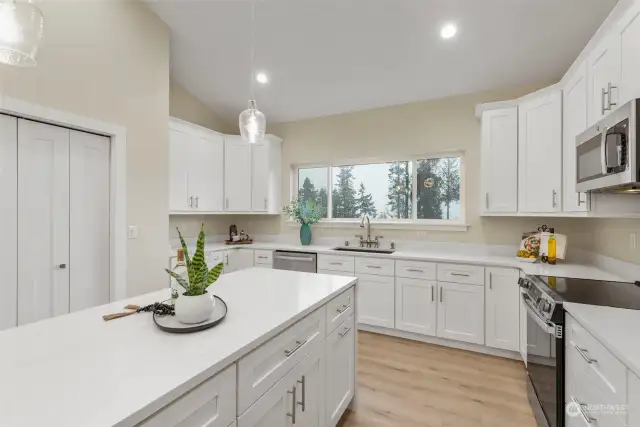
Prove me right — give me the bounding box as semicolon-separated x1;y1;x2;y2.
548;228;557;265
171;248;188;305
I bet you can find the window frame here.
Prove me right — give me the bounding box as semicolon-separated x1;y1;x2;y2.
290;152;468;231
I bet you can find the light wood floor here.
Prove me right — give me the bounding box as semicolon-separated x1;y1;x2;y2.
338;331;538;427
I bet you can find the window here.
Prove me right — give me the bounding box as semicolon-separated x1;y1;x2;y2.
293;154;464;226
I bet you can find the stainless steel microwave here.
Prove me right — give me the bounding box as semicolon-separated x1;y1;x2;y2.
576;99;640;193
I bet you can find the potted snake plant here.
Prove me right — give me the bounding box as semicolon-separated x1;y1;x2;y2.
165;224;223;324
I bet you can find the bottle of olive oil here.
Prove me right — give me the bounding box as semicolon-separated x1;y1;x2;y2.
171;248;187;305
548;228;557;265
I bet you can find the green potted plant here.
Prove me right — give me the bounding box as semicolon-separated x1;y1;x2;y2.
165;224;223;324
283;198;323;245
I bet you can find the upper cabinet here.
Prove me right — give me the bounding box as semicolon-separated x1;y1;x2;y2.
563;63;590;212
587;35;620;125
169;118;282;215
617;2;640;105
518;90;562;213
480;107;518;213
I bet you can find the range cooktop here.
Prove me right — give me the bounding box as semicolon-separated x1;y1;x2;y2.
536;276;640;310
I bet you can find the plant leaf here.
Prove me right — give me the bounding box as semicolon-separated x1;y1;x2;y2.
177;227;194;284
207;262;224;285
165;269;189;291
191;223;209;287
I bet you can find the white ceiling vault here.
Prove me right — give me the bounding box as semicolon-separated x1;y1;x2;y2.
146;0;619;124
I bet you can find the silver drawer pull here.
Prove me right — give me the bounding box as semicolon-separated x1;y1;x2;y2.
450;272;470;277
287;384;297;424
406;268;424;273
339;325;352;337
257;256;269;259
329;262;343;265
573;344;597;364
366;265;382;269
336;304;351;314
572;397;595;424
297;375;306;412
285;339;307;357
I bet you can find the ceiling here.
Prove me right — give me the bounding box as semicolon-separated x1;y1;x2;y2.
146;0;619;124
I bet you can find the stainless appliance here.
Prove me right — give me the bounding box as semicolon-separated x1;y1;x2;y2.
273;250;317;273
576;98;640;193
519;275;640;427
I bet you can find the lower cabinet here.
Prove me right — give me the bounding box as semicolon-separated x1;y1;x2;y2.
395;278;437;336
357;274;395;328
238;341;325;427
225;249;254;273
485;267;520;352
436;282;485;345
325;315;356;427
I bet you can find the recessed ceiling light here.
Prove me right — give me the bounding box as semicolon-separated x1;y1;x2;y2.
256;72;268;84
440;23;457;40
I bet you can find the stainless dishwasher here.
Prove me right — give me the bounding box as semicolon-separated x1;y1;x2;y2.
273;250;317;273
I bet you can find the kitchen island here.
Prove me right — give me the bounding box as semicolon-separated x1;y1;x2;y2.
0;268;357;427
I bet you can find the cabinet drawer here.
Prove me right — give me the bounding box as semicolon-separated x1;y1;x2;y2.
325;286;355;335
395;260;437;280
254;250;273;265
138;364;236;427
566;315;627;413
207;251;224;267
355;257;395;277
237;307;326;415
437;263;485;286
317;269;354;277
318;255;355;273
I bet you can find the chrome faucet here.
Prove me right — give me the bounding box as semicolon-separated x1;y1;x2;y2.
356;215;383;248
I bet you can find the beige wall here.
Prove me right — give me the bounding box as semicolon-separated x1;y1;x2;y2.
590;219;640;265
0;1;169;297
170;80;235;134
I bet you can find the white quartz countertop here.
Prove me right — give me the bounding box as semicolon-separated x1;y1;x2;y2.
564;302;640;378
0;268;356;427
170;242;624;282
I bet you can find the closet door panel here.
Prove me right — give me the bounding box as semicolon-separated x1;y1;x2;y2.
17;120;70;326
0;115;17;330
70;131;110;312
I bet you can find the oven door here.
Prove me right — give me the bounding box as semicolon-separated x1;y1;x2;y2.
523;294;559;427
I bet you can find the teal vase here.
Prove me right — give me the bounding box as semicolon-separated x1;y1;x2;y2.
300;223;312;245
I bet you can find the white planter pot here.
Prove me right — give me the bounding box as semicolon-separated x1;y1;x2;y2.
174;292;215;324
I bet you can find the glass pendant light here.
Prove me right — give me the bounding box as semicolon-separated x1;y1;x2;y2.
0;0;44;67
239;0;266;143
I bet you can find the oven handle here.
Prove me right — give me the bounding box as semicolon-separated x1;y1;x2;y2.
522;294;555;335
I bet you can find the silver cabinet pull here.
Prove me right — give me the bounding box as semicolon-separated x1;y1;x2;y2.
339;325;352;337
552;190;557;208
577;192;583;206
287;384;297;424
450;272;470;277
225;198;229;209
485;192;489;209
440;287;443;303
572;397;595;424
573;344;597;364
297;375;306;412
264;198;267;210
406;268;424;273
189;196;193;208
601;87;607;115
285;339;307;357
431;286;434;302
608;82;617;109
225;254;229;265
195;196;199;208
366;265;382;269
257;256;268;260
58;264;67;269
329;262;343;266
336;304;351;314
276;255;314;262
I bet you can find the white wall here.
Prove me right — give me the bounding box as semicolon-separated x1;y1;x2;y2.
0;1;170;297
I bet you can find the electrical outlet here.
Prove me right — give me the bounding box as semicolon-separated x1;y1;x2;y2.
128;226;139;240
631;233;637;250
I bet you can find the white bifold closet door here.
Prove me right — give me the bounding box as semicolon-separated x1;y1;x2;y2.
17;119;110;326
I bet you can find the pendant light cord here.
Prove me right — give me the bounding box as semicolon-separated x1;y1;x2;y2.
250;0;256;102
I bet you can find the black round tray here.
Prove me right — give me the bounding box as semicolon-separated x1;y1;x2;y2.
153;295;227;333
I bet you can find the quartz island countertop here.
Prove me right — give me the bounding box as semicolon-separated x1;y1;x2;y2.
0;268;357;427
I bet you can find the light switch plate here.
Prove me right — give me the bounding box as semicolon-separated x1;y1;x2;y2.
128;226;139;239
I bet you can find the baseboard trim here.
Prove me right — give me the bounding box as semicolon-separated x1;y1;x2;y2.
358;324;523;361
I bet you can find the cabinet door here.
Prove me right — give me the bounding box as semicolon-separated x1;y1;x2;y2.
480;107;518;213
169;128;191;211
251;143;269;212
356;273;394;328
485;268;520;352
395;278;437;336
629;372;640;427
326;315;355;427
190;134;224;212
0;115;17;331
436;282;484;345
17;120;70;326
563;63;590;212
518;91;562;213
618;2;640;105
587;35;620;125
294;340;326;427
225;249;254;273
237;377;291;427
224;136;252;212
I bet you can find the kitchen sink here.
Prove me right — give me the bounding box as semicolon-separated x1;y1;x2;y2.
332;246;395;254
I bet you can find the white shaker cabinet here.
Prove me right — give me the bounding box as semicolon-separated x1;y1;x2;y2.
224;249;254;274
251;137;282;213
357;273;395;328
518;90;562;213
224;136;252;212
436;282;485;345
617;2;640;105
294;340;326;427
562;63;590;212
485;268;520;352
326;315;355;427
0;115;17;331
395;278;437;336
587;35;620;126
480;107;518;213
